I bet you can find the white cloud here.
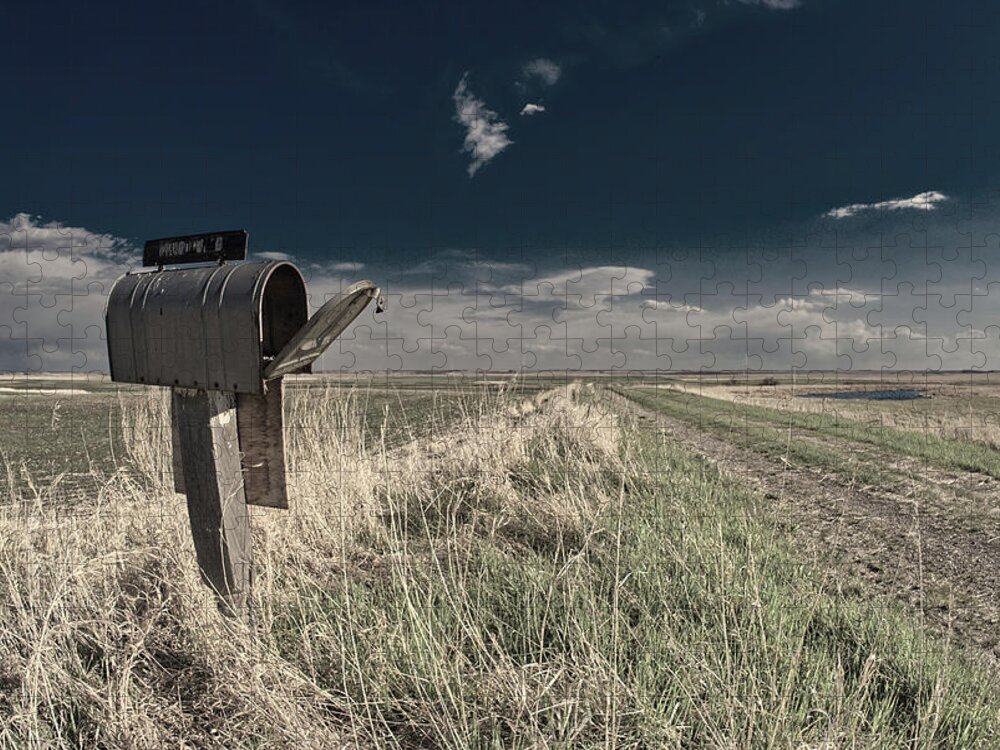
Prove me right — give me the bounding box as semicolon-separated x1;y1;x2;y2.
257;254;364;273
256;251;293;261
522;58;561;86
825;190;949;219
323;261;366;273
520;103;546;116
0;213;137;374
452;74;514;177
737;0;802;9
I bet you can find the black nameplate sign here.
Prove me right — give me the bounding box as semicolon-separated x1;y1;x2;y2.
143;230;249;267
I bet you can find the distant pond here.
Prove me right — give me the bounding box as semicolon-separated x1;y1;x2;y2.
798;389;926;401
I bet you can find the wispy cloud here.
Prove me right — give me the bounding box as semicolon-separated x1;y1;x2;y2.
737;0;802;9
825;190;949;219
256;252;364;275
520;103;546;116
522;58;561;86
255;250;293;261
453;73;513;177
321;261;366;273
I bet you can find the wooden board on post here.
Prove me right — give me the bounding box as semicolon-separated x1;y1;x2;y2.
236;377;288;509
172;387;252;617
170;395;186;494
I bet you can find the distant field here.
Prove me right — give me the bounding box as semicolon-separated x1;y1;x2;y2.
1;371;665;501
1;373;998;747
664;371;1000;446
0;374;551;501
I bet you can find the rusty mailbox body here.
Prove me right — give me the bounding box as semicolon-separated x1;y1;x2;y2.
105;230;381;614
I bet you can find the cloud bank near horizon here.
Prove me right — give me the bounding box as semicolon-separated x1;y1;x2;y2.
3;214;999;376
0;213;137;374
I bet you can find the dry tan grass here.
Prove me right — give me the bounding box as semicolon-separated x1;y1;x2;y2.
0;384;622;748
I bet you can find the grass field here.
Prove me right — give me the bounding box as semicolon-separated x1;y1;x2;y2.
1;374;999;748
0;374;546;501
621;385;1000;483
664;371;1000;447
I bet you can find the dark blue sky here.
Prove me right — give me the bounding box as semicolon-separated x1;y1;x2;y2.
7;0;1000;373
5;0;999;263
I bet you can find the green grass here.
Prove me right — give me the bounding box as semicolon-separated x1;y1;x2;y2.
617;386;893;487
624;386;1000;480
263;393;999;747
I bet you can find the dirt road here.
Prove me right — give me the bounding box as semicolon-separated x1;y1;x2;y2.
619;392;1000;666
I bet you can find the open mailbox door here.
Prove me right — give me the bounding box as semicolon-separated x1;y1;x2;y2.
238;279;383;511
264;280;383;380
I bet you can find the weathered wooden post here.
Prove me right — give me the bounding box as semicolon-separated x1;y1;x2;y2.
105;230;382;617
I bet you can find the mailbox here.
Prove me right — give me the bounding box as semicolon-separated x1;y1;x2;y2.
106;260;308;394
104;230;383;616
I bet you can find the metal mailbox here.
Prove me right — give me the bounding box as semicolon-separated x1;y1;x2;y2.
106;260;308;394
104;230;383;617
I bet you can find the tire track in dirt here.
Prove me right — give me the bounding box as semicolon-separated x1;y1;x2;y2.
616;391;1000;666
692;407;1000;523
